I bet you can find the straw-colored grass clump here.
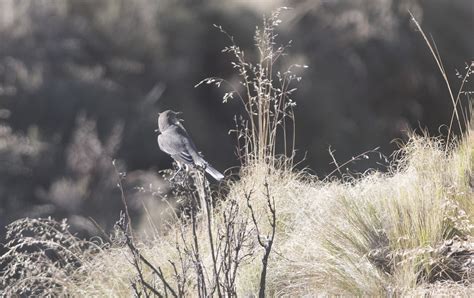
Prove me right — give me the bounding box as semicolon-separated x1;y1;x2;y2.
18;128;469;297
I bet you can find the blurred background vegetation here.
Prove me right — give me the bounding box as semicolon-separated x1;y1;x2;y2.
0;0;472;239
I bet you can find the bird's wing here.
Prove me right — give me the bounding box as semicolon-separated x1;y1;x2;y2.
157;127;195;164
176;126;207;166
158;125;224;180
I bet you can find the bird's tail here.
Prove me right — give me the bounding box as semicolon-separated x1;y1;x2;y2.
205;164;224;181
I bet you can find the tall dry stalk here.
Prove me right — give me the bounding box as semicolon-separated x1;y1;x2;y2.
409;12;473;149
196;7;306;169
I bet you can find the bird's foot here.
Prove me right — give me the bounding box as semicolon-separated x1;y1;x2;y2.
169;168;182;182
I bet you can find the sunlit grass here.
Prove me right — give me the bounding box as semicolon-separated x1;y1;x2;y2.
56;128;473;296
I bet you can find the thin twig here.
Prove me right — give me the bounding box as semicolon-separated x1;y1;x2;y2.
409;12;463;148
113;160;134;240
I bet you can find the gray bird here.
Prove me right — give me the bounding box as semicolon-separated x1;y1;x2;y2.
156;110;224;181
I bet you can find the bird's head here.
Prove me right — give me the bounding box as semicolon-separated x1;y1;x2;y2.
156;110;183;132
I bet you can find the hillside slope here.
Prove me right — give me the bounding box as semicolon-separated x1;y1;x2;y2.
3;127;471;296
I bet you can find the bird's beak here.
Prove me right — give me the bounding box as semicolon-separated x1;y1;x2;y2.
175;112;184;122
154;128;160;133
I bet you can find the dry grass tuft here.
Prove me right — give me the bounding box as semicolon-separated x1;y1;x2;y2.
4;129;471;296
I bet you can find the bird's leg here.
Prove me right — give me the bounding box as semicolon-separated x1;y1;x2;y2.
170;161;183;182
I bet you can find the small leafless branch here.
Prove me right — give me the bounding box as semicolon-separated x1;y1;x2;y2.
245;181;277;298
115;213;177;297
131;279;146;298
113;160;134;240
324;146;381;181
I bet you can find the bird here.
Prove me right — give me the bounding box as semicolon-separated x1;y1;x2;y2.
156;110;224;181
